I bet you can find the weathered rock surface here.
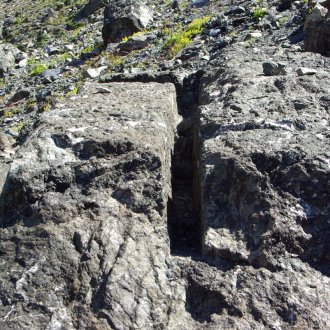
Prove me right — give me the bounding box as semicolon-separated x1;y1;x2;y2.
195;44;330;329
0;82;182;329
102;0;153;45
304;2;330;56
1;0;330;328
0;43;20;77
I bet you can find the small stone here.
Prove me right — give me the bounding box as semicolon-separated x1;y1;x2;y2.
47;8;56;18
209;28;221;37
85;66;108;78
191;0;210;8
263;61;287;76
246;31;262;40
9;89;31;103
296;67;317;76
36;89;52;102
18;58;28;68
64;44;74;51
45;46;60;55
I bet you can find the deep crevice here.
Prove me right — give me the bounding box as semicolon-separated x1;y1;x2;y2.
99;71;204;256
167;71;204;256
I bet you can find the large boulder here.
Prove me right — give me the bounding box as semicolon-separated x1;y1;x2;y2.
102;0;153;45
304;2;330;56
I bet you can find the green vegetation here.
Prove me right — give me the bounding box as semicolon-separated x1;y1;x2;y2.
30;63;48;76
81;44;95;54
66;80;83;96
164;16;210;58
3;110;13;118
252;7;267;20
11;121;24;133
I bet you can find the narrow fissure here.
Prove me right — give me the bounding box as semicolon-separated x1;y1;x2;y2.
100;71;204;257
167;71;203;256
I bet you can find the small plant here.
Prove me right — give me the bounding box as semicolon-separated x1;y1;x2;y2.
3;110;13;118
39;102;52;112
30;64;48;76
66;80;83;96
164;16;210;58
252;7;267;20
58;52;71;62
11;121;24;133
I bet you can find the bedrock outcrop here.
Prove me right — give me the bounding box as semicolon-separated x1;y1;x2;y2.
194;43;330;329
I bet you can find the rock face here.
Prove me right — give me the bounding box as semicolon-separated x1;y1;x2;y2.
0;82;181;329
102;0;153;45
304;3;330;56
1;0;330;328
195;44;330;329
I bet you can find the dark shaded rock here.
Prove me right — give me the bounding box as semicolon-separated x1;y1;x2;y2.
277;0;293;11
191;0;210;8
9;89;31;103
36;89;52;101
263;61;287;75
80;0;107;17
102;0;153;45
40;68;61;83
304;3;330;56
118;32;155;53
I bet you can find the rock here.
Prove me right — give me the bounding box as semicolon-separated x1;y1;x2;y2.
9;88;31;103
304;3;330;56
277;0;293;11
209;28;221;37
40;68;62;83
80;0;107;17
45;45;60;55
18;58;28;68
213;36;232;49
36;89;52;101
195;44;330;329
46;7;56;19
0;43;20;77
246;31;262;39
263;61;287;75
0;82;180;329
191;0;210;8
102;0;153;45
296;67;318;76
0;131;13;151
64;44;74;51
84;65;107;78
118;32;155;53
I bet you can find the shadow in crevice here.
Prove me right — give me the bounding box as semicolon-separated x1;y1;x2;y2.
167;71;204;257
98;69;205;257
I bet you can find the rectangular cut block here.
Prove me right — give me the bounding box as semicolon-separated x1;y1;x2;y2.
0;82;180;329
